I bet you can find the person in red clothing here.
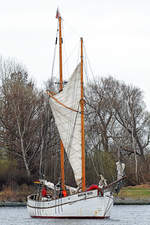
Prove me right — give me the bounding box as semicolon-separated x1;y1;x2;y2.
59;189;67;198
42;186;47;197
62;189;67;197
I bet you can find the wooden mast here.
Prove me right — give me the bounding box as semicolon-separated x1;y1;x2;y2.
80;37;86;191
57;11;65;190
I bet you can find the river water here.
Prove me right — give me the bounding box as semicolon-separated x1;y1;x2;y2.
0;205;149;225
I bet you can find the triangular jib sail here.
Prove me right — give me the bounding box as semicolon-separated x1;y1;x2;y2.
49;64;82;186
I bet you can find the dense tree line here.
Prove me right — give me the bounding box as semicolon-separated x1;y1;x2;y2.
0;58;150;190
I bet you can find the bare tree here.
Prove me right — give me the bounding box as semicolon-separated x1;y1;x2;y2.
85;76;119;152
113;84;150;160
0;60;44;177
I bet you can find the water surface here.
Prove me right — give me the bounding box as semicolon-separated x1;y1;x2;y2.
0;205;149;225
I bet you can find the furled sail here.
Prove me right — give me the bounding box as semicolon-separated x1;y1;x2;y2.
116;161;125;180
49;64;82;186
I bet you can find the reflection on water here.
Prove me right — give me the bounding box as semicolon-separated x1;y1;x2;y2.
0;205;149;225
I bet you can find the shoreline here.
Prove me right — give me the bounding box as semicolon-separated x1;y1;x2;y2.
0;198;150;207
114;197;150;205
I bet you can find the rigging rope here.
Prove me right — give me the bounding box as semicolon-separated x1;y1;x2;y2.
85;103;105;178
49;20;61;184
81;44;106;179
89;150;100;178
83;45;96;84
51;21;59;80
65;104;80;161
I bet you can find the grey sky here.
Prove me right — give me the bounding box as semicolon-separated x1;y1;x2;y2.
0;0;150;109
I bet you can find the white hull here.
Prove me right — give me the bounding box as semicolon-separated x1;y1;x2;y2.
27;189;113;219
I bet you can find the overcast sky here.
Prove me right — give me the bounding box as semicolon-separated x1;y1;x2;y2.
0;0;150;110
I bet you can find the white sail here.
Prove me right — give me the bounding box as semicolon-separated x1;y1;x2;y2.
49;64;82;186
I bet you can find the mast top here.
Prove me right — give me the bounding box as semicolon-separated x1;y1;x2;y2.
56;8;61;19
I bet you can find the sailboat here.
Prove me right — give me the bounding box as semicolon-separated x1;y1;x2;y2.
27;10;119;219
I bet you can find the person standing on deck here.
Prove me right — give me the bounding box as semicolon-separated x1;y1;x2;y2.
42;186;47;197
